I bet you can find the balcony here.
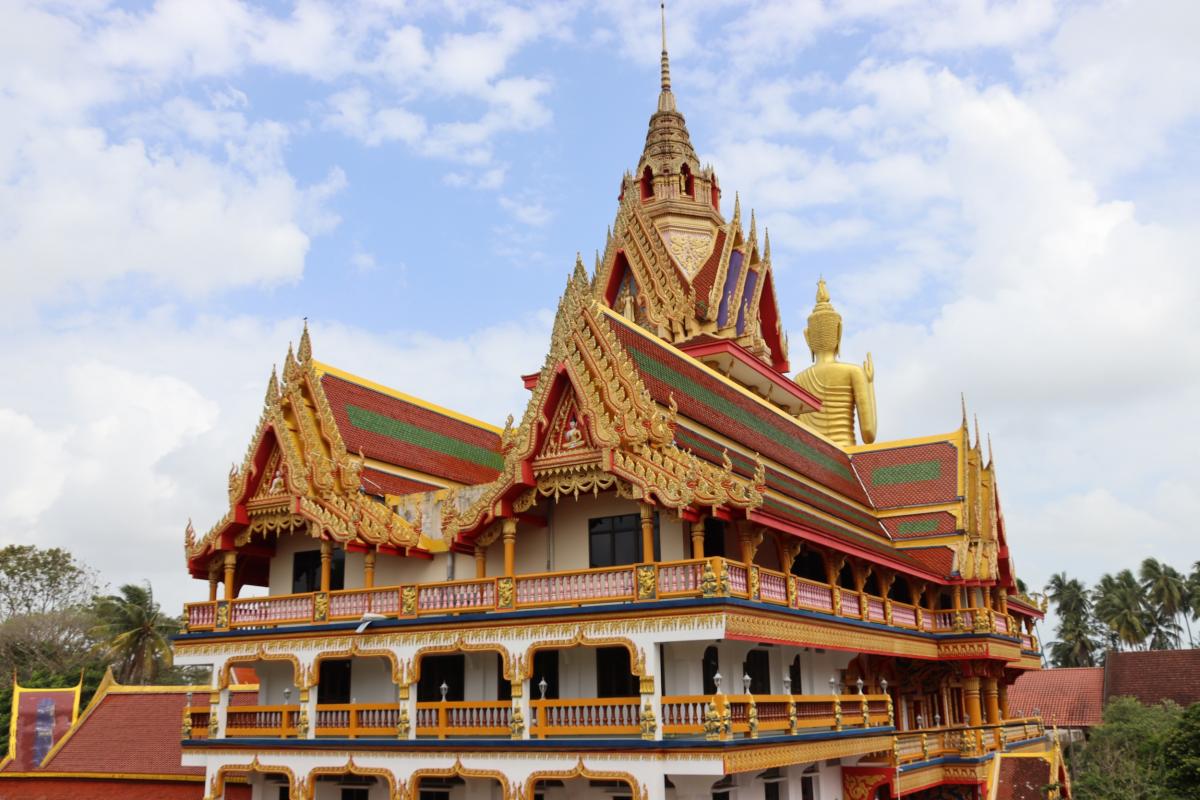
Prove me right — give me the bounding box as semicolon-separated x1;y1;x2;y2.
182;557;1034;650
892;717;1046;764
185;691;894;741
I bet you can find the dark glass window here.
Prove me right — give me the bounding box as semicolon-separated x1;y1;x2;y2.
702;646;720;695
532;649;559;699
765;782;780;800
703;518;726;558
317;659;351;704
596;646;639;698
742;649;770;695
788;656;802;695
420;792;449;800
342;790;369;800
278;787;290;800
292;548;344;593
417;654;465;702
588;513;659;568
496;652;512;701
801;776;816;800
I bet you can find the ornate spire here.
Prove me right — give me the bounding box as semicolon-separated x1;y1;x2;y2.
658;2;675;112
638;0;698;179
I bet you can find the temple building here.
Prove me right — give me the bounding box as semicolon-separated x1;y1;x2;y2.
165;14;1063;800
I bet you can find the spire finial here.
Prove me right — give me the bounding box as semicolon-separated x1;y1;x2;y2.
660;2;670;93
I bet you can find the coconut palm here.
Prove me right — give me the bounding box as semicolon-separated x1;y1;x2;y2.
1140;558;1190;648
91;582;177;684
1094;570;1150;651
1045;573;1100;666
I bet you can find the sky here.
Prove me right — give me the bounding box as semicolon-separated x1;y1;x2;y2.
1;0;1198;638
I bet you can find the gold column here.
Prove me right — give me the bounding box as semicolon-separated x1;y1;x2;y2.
690;519;705;559
502;518;517;577
208;567;219;602
222;552;236;602
983;678;1001;725
953;585;963;610
963;677;983;727
999;682;1009;720
364;548;377;589
474;545;487;579
319;540;332;594
640;503;656;563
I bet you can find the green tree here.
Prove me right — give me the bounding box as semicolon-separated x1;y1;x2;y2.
1095;569;1151;650
1163;702;1200;799
1140;558;1189;648
0;545;97;620
1070;697;1181;800
1045;573;1099;667
91;582;178;684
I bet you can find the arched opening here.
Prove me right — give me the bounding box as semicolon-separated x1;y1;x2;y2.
530;774;638;800
640;166;654;200
413;647;512;738
526;643;641;737
710;178;720;209
680;163;694;197
790;548;826;583
702;645;720;695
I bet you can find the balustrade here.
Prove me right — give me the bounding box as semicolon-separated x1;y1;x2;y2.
531;698;641;737
181;557;1037;656
314;703;397;737
415;700;511;737
224;705;300;738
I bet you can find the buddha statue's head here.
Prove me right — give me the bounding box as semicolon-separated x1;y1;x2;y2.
804;279;842;360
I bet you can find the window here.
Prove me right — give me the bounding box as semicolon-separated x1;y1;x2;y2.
681;163;694;197
801;775;816;800
417;654;465;702
496;652;512;701
742;649;770;695
703;518;726;558
588;513;658;568
420;792;450;800
342;790;369;800
640;167;654;200
317;659;351;704
595;647;639;698
765;782;781;800
292;548;344;593
278;787;291;800
788;655;802;695
532;649;559;699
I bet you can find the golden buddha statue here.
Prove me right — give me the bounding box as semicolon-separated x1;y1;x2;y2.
793;280;877;447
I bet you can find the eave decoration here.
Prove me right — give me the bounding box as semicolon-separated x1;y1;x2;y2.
185;325;421;567
444;264;766;547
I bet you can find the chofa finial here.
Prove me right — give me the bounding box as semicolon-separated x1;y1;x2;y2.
660;2;670;92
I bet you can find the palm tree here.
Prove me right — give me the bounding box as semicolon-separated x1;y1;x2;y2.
1094;570;1150;651
1140;558;1189;648
91;582;177;684
1045;573;1099;666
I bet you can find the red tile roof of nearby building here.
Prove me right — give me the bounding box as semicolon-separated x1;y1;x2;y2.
1008;667;1104;727
1104;649;1200;707
41;689;202;777
852;440;960;509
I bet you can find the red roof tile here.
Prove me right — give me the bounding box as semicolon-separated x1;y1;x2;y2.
882;511;958;539
1104;649;1200;707
1;688;76;772
853;441;959;509
42;691;200;777
1008;668;1103;727
360;466;441;497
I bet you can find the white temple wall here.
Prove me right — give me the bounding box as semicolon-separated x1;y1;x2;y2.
256;660;297;704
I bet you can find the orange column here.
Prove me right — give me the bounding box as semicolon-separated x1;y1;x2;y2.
208;568;219;602
502;518;517;576
319;540;332;593
962;677;983;727
690;519;705;559
983;678;1001;724
739;527;754;567
222;552;237;601
474;545;487;579
364;548;377;589
640;503;656;563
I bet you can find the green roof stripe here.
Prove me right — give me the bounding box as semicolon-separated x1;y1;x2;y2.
346;404;504;471
896;518;941;535
871;459;942;486
627;346;854;481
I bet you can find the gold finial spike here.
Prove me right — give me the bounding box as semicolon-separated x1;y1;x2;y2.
733;191;741;220
749;209;757;241
764;228;771;260
973;414;981;449
987;433;994;467
961;393;968;429
573;251;588;284
298;319;312;363
660;1;670;93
